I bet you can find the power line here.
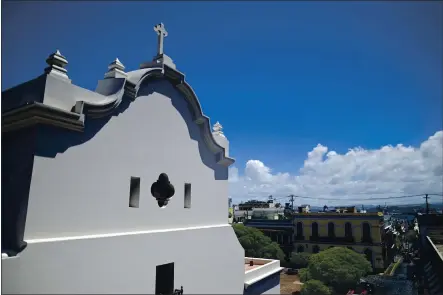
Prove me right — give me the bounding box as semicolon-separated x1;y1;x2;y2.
295;193;437;201
239;192;443;203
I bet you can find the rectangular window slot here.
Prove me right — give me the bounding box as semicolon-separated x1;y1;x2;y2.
184;183;191;208
156;262;174;295
129;177;140;208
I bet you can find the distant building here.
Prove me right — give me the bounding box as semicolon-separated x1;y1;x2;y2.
239;200;270;211
334;206;357;213
297;204;310;213
293;212;386;272
251;208;285;220
229;207;234;224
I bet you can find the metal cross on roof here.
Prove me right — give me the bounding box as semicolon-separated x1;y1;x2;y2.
154;23;168;56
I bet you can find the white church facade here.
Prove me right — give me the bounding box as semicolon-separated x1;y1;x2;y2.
1;23;282;294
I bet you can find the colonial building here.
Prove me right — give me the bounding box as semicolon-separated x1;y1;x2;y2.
2;23;282;294
297;204;310;213
293;212;385;272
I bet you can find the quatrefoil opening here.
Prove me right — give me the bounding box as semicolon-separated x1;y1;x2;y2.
151;173;175;208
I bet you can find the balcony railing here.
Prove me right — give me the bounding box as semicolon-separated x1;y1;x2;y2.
361;237;373;244
309;236;355;243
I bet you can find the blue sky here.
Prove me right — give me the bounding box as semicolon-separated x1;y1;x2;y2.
2;2;442;204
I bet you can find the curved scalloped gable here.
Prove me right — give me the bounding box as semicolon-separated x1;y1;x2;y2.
19;63;235;240
129;65;234;167
1;50;235;251
2;63;233;168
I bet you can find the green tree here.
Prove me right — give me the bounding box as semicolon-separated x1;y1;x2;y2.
290;252;311;268
301;280;331;295
232;224;285;260
306;247;372;293
298;268;311;283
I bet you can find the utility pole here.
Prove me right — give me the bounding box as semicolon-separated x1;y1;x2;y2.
424;194;430;214
288;194;296;257
289;195;295;211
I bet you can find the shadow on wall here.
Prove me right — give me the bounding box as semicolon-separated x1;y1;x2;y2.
2;127;36;255
35;94;131;158
35;77;228;181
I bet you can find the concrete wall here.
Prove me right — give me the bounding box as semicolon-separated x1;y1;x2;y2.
24;79;229;240
2;225;245;294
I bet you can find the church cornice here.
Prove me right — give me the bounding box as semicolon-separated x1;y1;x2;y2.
2;101;85;133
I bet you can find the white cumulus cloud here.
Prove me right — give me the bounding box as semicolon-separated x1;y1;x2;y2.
228;131;443;206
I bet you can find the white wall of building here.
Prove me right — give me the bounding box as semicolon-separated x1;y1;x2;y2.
24;79;229;240
3;226;245;294
3;77;246;293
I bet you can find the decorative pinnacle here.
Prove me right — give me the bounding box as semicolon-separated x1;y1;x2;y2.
212;121;224;136
104;58;127;79
44;50;69;78
108;58;125;71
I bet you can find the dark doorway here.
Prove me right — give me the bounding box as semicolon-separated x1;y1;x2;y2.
311;222;318;239
362;222;371;242
297;222;303;238
345;222;353;238
328;222;335;238
156;262;174;295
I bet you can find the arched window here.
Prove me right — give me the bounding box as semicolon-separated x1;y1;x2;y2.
311;222;319;239
297;222;304;239
364;248;373;268
297;245;304;253
313;245;320;254
362;222;371;242
345;222;353;238
328;222;335;238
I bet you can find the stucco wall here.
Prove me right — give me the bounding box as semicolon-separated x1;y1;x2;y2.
24;79;230;240
2;225;245;294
